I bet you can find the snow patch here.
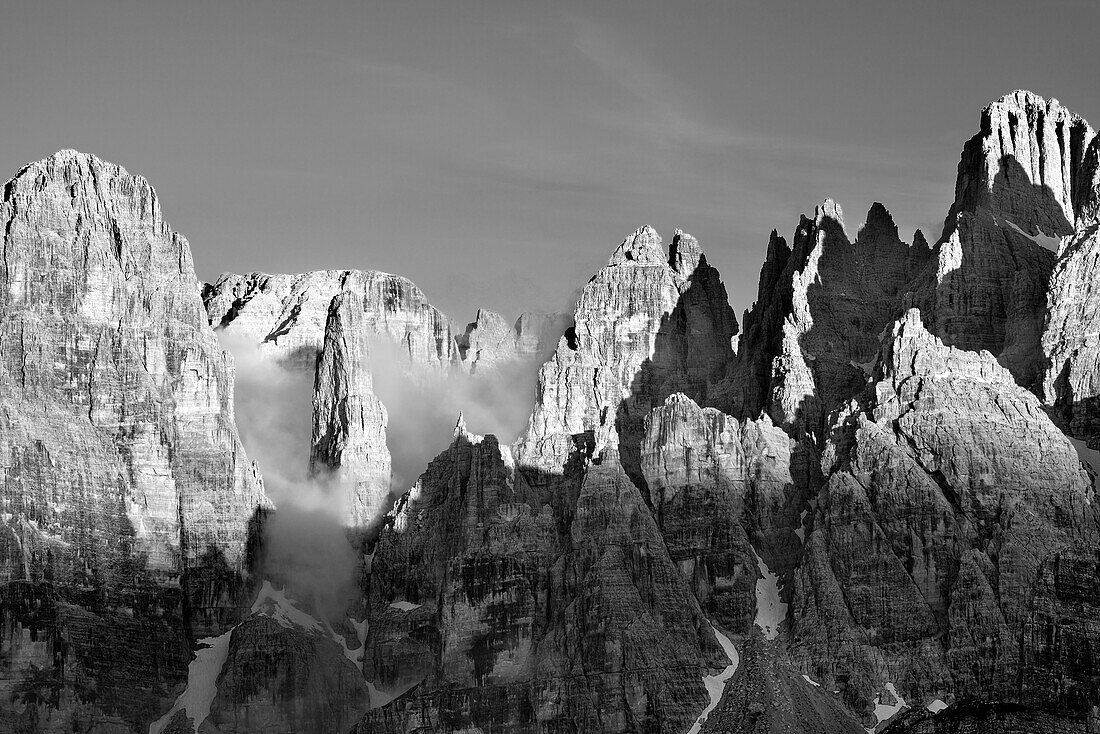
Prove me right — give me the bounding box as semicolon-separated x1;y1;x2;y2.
794;509;809;543
251;580;324;632
802;673;821;687
389;600;422;611
148;629;234;734
1069;437;1100;505
866;682;907;732
752;548;786;640
327;617;368;672
367;678;422;710
849;358;876;376
1005;220;1062;252
151;581;332;734
926;698;948;713
685;625;739;734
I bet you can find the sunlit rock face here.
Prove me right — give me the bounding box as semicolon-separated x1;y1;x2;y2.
910;91;1099;390
726;201;929;440
205;268;462;370
0;150;268;730
310;291;393;527
789;309;1100;726
1042;133;1100;445
516;226;738;486
5;89;1100;734
945;90;1094;238
639;393;805;632
360;227;741;733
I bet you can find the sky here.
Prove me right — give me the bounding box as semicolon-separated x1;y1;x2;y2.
2;0;1098;322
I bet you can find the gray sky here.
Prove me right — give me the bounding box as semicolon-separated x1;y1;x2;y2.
2;0;1097;322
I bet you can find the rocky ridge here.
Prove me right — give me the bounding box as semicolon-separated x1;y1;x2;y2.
2;88;1100;734
0;150;269;731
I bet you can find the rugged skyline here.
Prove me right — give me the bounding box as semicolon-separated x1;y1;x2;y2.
0;85;1098;732
2;1;1099;320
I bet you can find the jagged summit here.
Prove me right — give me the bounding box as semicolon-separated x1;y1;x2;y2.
856;201;899;241
984;88;1089;124
607;223;666;266
605;224;715;276
4;90;1100;734
947;89;1095;239
814;197;845;228
7;148;122;181
5;148;172;240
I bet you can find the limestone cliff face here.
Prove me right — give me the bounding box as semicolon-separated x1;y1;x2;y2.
639;393;807;631
789;309;1100;725
310;292;393;527
944;90;1094;238
203;587;369;734
204;269;461;370
362;421;723;734
731;91;1091;432
516;226;738;486
911;91;1100;390
154;582;369;734
910;208;1055;387
457;308;570;373
0;151;269;730
362;226;741;733
728;202;928;440
7;89;1100;734
1041;133;1100;446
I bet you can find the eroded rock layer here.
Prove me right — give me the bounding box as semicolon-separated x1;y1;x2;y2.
204;269;462;370
0;150;268;730
789;309;1099;727
3;88;1100;734
311;292;393;527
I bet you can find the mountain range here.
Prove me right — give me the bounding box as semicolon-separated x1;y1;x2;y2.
0;89;1097;733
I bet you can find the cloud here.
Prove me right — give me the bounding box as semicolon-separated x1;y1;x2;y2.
222;333;358;622
363;325;565;496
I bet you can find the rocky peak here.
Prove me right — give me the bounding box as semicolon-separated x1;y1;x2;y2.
813;198;847;235
912;228;929;252
455;307;514;365
607;223;667;266
669;228;706;274
0;149;270;727
518;225;737;477
310;290;392;527
727;200;925;438
856;201;899;242
789;306;1100;724
946;89;1096;238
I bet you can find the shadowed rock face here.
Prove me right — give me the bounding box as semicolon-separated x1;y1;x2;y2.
789;309;1100;726
1041;133;1100;446
945;90;1094;239
5;89;1100;734
516;226;738;486
206;614;368;734
0;150;269;730
360;427;726;734
360;227;740;733
727;200;930;440
912;91;1099;391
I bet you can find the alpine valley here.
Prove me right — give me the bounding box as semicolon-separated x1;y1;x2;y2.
0;90;1098;734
